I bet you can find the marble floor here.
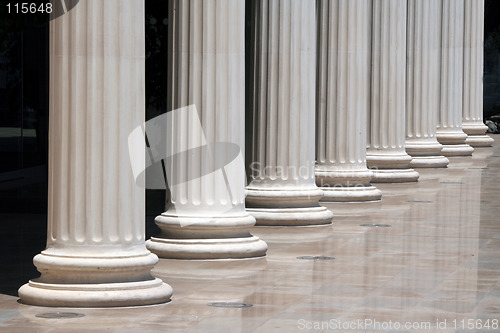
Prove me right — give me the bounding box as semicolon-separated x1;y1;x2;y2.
1;135;500;332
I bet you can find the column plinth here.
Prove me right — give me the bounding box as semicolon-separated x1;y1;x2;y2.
405;0;449;168
367;0;419;183
149;215;266;259
463;124;493;147
462;0;494;147
246;0;333;225
436;0;474;156
18;0;173;307
20;249;170;307
315;0;382;202
146;0;267;259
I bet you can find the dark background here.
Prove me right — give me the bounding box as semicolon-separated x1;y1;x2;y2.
484;0;500;118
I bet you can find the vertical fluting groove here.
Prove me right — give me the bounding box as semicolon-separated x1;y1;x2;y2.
48;0;145;247
248;0;317;188
457;0;491;145
368;0;407;152
438;0;465;131
167;0;247;209
463;0;484;122
406;0;442;142
315;0;371;170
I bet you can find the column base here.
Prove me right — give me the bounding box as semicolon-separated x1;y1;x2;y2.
463;122;489;135
441;144;474;156
18;250;173;307
436;130;474;155
18;278;172;307
245;188;333;225
370;168;420;183
315;168;381;201
405;140;449;168
366;152;419;183
246;206;333;226
465;134;494;147
320;185;382;202
146;236;267;259
409;155;450;168
150;213;267;259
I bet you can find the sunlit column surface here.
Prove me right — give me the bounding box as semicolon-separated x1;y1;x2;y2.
146;0;268;259
18;0;173;307
462;0;494;147
367;0;419;182
405;0;449;168
315;0;382;201
436;0;474;156
245;0;333;225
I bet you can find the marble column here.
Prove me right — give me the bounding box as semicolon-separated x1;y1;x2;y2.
315;0;381;201
246;0;333;225
146;0;268;259
367;0;419;183
462;0;494;147
405;0;449;168
436;0;474;156
18;0;173;307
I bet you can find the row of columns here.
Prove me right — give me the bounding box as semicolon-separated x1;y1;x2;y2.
19;0;493;307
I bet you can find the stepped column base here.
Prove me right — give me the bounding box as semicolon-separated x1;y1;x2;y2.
463;123;494;147
147;214;268;259
437;131;474;156
367;153;420;183
245;188;333;226
18;251;173;307
316;169;381;202
406;140;449;168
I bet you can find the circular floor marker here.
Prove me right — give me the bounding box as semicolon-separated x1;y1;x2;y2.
360;224;392;228
296;256;335;260
36;312;85;319
207;302;253;308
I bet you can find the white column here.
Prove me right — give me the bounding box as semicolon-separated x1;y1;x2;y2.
436;0;474;156
405;0;449;168
315;0;381;201
146;0;267;259
462;0;494;147
18;0;173;307
367;0;419;183
246;0;333;225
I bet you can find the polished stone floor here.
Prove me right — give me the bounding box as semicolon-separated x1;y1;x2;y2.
1;135;499;333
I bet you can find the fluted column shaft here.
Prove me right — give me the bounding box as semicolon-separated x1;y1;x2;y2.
146;0;267;259
462;0;494;147
405;0;449;168
315;0;381;201
246;0;333;225
367;0;419;183
18;0;173;307
436;0;474;156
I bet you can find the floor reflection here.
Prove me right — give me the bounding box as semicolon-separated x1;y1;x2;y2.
1;136;499;332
